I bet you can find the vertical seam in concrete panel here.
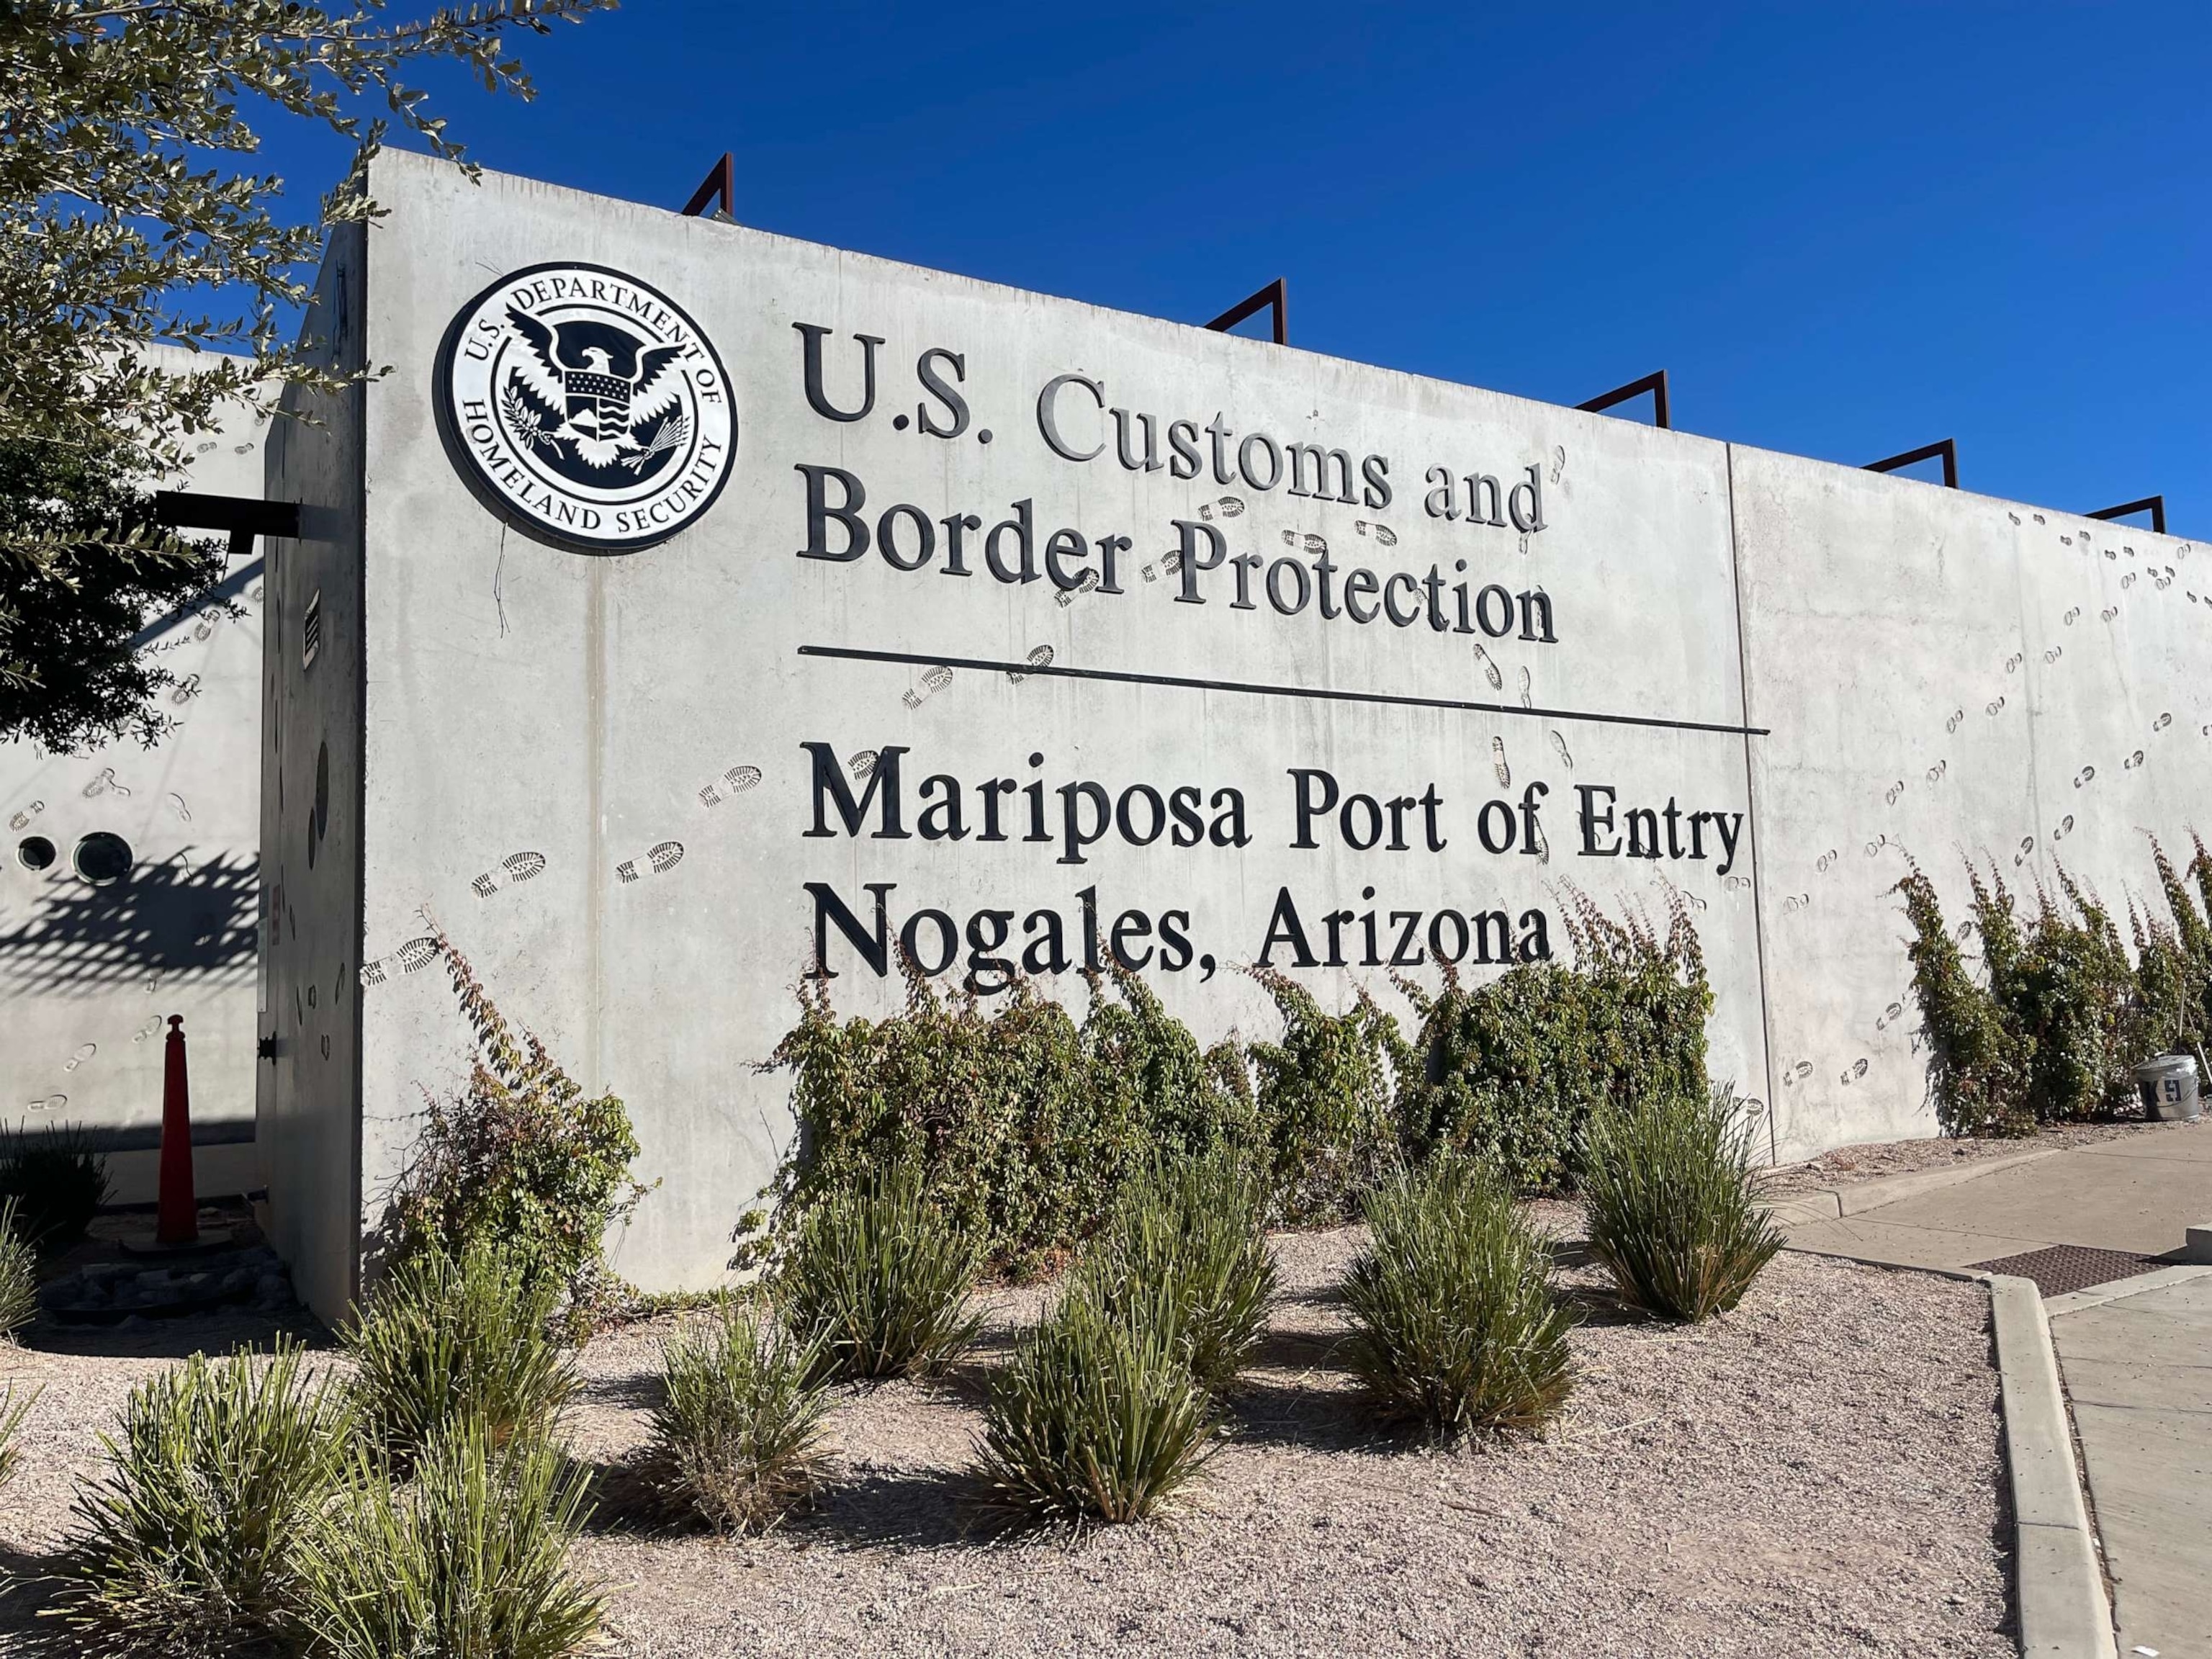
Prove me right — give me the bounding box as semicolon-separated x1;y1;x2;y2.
1724;445;1782;1165
587;563;605;1085
344;228;368;1314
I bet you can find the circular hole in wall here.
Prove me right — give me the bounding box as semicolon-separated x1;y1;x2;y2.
71;832;134;887
16;835;55;871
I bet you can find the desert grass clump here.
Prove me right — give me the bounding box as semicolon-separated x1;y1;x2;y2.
0;1196;37;1341
1076;1152;1277;1396
645;1301;832;1533
1583;1084;1784;1322
343;1242;577;1465
1340;1157;1575;1439
0;1379;37;1492
53;1342;351;1655
972;1286;1219;1529
0;1124;110;1253
293;1419;603;1659
775;1160;983;1383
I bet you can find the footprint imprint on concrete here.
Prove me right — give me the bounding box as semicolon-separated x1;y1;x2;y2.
82;768;126;799
1354;521;1398;546
2008;512;2020;525
1683;891;1708;912
25;1094;66;1114
648;841;683;873
1925;760;1947;784
701;764;765;806
2153;711;2172;731
1550;731;1573;769
1491;737;1510;788
133;1016;162;1043
1782;894;1807;914
2121;572;2137;590
2005;653;2023;673
2052;814;2075;842
1052;570;1102;608
1817;849;1838;872
2044;645;2062;664
469;851;547;898
1518;666;1533;709
63;1043;96;1072
1550;446;1566;485
1472;644;1503;691
1517;534;1531;557
166;792;191;822
2060;535;2073;547
1007;645;1053;685
1725;874;1753;891
1876;1002;1905;1031
8;800;45;831
361;937;441;987
2074;765;2095;787
1946;709;1964;734
1196;496;1245;521
2101;606;2119;621
1884;779;1905;805
848;750;878;779
2063;608;2080;624
2033;513;2045;524
168;674;202;705
1532;819;1550;865
2123;750;2146;770
1986;697;2006;716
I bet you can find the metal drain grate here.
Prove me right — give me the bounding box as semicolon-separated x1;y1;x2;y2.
1966;1244;2161;1297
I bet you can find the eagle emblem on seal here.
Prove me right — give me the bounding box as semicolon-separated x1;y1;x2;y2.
498;307;693;485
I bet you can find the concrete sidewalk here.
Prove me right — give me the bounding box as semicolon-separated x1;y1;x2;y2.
2046;1272;2212;1659
1776;1122;2211;1658
1782;1123;2211;1272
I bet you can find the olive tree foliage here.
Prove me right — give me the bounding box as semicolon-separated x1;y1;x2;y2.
0;0;612;750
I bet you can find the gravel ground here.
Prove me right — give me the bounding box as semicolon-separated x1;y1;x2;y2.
0;1222;2012;1658
1755;1115;2187;1197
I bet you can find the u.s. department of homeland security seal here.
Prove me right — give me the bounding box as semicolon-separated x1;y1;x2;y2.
434;262;735;554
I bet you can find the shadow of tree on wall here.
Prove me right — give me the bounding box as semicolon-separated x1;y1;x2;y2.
0;850;256;997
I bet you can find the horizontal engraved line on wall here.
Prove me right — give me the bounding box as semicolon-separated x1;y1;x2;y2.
796;646;1772;739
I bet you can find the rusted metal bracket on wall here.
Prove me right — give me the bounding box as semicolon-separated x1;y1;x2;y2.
680;153;736;221
1863;439;1959;489
1204;279;1287;346
151;490;300;559
2087;495;2165;535
1575;370;1671;429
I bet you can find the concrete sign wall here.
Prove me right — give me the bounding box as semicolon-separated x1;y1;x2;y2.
0;346;269;1203
258;151;2209;1317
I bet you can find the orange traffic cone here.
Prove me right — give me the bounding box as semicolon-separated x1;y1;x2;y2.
156;1015;198;1246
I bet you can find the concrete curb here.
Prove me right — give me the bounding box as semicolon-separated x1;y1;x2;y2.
2041;1262;2212;1318
1987;1273;2118;1659
1758;1146;2062;1225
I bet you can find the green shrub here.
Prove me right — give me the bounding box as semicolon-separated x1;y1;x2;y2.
744;963;1256;1277
54;1342;351;1655
972;1285;1219;1529
1;1196;37;1341
0;1121;111;1251
382;931;649;1334
1583;1084;1784;1321
1340;1158;1575;1439
292;1421;603;1659
1075;1151;1276;1395
646;1301;832;1533
774;1160;982;1383
343;1243;577;1465
1899;846;2208;1134
1245;968;1401;1223
1392;890;1712;1193
0;1379;37;1492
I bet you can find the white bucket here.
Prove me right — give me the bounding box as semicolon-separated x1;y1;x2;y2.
2134;1054;2203;1122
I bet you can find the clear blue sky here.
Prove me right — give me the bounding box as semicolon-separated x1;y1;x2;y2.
255;1;2210;531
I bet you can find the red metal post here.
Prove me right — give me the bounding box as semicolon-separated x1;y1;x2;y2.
156;1015;198;1245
